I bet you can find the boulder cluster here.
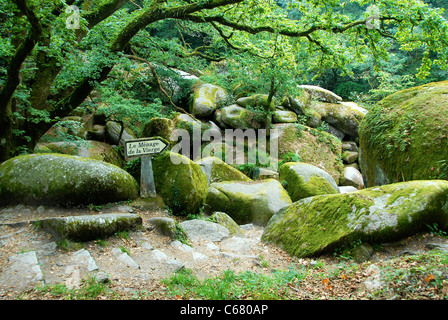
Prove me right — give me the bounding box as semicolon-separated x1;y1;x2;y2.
2;77;448;259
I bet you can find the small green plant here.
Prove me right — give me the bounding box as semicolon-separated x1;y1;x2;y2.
120;245;130;255
56;239;84;252
174;225;190;246
161;267;305;300
116;230;129;240
95;239;109;247
427;223;448;238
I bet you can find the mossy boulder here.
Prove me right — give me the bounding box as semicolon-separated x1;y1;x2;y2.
152;152;208;215
220;105;267;129
282;90;311;115
279;162;340;202
34;140;123;167
0;153;139;206
307;101;367;137
359;80;448;187
190;83;228;117
236;94;276;111
41;213;142;241
272;110;298;123
274;124;344;183
38;120;88;144
142;117;177;145
211;211;244;236
297;85;343;103
195;156;252;184
262;180;448;258
204;179;292;226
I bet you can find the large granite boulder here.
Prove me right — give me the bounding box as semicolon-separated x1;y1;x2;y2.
262;180;448;258
152;152;208;215
204;179;292;226
0;153;139;206
279;162;340;202
359;80;448;187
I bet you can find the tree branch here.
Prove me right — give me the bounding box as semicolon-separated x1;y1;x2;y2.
125;54;196;118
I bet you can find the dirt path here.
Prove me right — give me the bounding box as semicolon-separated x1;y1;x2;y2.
1;203;447;300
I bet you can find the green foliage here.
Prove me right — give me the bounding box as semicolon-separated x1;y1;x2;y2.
161;267;305;300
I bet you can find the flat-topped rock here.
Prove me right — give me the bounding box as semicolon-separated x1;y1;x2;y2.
40;213;142;241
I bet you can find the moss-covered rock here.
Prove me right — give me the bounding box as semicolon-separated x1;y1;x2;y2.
307;101;367;137
152;152;208;215
195;156;252;184
221;104;267;129
41;213;142;241
274;124;344;183
297;85;343;103
279;162;340;202
34;140;123;167
262;180;448;258
359;80;448;187
210;211;245;236
38;120;88;144
190;83;228;117
204;179;292;226
142;117;176;145
282;90;311;115
236;94;276;111
0;153;139;206
272;110;298;123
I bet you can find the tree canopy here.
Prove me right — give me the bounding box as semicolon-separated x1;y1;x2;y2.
1;0;448;161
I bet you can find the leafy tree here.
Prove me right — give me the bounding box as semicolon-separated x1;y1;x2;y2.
1;0;448;161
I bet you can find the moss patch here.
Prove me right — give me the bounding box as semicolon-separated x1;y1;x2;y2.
0;153;139;206
359;80;448;187
262;180;448;258
279;162;339;202
152;152;208;216
277;125;344;183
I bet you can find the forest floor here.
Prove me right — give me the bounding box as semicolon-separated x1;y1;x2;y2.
0;203;448;301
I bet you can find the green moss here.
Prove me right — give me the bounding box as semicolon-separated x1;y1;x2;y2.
279;163;339;201
359;80;448;187
0;153;139;206
262;180;448;258
152;152;208;215
211;212;245;236
277;125;343;183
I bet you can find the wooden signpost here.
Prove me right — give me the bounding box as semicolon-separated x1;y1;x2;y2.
125;137;168;198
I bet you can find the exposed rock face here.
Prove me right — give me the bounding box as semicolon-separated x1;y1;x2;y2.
0;153;139;206
359;80;448;187
204;179;292;226
278;162;340;202
262;180;448;258
190;83;228;117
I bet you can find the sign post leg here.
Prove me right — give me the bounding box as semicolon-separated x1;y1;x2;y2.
140;156;156;198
